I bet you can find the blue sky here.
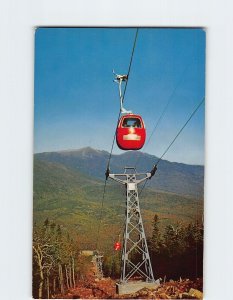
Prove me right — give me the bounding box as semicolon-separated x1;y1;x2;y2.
34;28;205;165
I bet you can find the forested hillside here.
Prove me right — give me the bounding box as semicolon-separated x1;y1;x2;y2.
33;156;203;251
33;149;204;299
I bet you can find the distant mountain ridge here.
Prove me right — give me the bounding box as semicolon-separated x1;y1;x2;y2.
35;147;204;197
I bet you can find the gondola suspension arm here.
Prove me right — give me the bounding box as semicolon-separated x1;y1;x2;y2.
113;70;132;114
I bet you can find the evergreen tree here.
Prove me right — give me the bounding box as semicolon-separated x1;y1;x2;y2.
150;214;163;254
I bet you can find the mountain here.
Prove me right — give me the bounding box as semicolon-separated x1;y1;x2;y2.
35;147;204;197
33;157;203;252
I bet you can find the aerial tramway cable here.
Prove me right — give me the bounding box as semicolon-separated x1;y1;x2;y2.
134;64;189;168
106;28;139;174
139;96;205;196
95;181;108;249
96;29;139;250
156;97;205;165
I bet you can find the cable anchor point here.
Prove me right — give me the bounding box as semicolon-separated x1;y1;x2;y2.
149;164;157;179
105;167;110;179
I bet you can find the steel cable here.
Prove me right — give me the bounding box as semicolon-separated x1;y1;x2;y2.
96;28;139;250
139;96;205;195
106;28;139;170
134;64;189;169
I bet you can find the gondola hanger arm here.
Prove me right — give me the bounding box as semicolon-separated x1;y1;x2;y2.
113;70;132;114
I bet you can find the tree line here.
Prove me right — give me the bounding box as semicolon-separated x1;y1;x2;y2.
103;214;203;280
149;214;203;279
33;215;203;298
33;219;90;299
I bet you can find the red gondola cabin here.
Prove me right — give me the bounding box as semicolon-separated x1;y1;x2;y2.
114;242;121;251
116;114;146;150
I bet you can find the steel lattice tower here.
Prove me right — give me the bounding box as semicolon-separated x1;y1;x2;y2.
109;167;155;283
92;251;104;279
